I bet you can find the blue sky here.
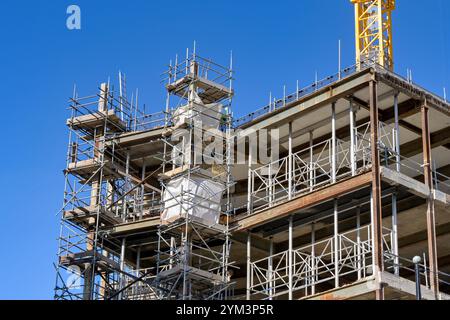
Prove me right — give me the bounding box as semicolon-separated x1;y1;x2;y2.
0;0;448;299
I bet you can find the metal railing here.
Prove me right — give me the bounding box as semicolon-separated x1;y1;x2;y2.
162;53;233;89
250;138;359;213
249;225;393;299
233;64;360;127
246;118;450;216
232;60;449;129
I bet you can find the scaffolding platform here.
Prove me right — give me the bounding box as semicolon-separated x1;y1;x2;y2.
166;74;233;104
66;110;127;132
159;215;228;239
59;250;121;273
158;265;223;284
63;206;122;227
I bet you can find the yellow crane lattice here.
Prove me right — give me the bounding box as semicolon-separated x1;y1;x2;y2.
351;0;395;71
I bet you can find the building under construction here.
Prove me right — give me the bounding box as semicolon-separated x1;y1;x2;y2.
54;0;450;300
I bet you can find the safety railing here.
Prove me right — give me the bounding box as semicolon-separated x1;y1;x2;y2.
249;136;370;214
247;118;450;216
233;64;360;127
162;53;233;89
355;121;450;196
232;60;449;129
384;252;450;297
132;111;167;131
249;225;393;299
433;171;450;195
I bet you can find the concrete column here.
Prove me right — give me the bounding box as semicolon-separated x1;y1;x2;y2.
98;83;108;112
83;230;95;300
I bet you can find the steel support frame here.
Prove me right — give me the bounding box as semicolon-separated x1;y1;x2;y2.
369;80;385;300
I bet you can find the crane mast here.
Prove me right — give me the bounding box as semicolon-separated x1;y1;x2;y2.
351;0;395;71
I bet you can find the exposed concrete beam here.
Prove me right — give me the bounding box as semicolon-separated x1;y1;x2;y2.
401;127;450;158
232;231;272;253
381;167;449;206
381;272;450;300
305;278;377;300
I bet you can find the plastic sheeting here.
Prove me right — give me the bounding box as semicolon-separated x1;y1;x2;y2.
172;91;223;130
161;175;224;226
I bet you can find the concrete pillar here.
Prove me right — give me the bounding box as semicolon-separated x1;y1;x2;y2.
98;83;109;112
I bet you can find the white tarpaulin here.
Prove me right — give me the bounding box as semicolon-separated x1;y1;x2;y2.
161;175;224;226
172;91;223;129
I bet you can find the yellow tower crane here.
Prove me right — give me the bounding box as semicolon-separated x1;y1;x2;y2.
351;0;395;71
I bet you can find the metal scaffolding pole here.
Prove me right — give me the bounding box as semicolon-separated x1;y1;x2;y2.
349;99;356;176
247;149;253;214
369;80;385;300
311;222;316;295
309;131;314;192
288;216;293;300
356;207;362;280
331;102;337;183
394;92;401;172
334;200;339;288
288;122;293;200
268;238;274;300
392;192;399;276
119;237;126;299
246;232;251;300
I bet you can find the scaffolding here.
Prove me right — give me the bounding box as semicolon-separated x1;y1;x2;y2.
54;75;163;300
151;48;236;300
54;45;450;301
